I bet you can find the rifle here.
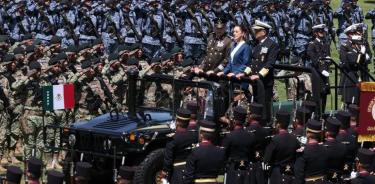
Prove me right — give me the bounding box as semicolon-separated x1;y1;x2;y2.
104;13;124;44
187;8;206;41
80;10;99;37
162;10;183;46
199;8;213;34
147;12;167;48
36;6;56;33
96;76;117;112
122;12;142;43
59;12;79;45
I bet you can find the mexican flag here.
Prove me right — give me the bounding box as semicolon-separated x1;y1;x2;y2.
43;84;75;111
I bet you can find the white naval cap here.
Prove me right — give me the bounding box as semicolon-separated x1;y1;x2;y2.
344;23;363;34
252;20;272;30
312;24;326;31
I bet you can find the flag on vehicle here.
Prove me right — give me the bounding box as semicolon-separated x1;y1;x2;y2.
43;84;75;111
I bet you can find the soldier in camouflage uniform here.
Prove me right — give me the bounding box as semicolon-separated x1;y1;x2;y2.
102;53;127;111
0;54;22;165
70;58;107;121
22;61;52;160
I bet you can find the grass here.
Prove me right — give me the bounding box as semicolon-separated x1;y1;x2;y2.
275;0;375;111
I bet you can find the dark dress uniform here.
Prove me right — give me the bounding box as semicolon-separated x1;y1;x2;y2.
184;121;225;184
200;30;232;72
324;117;347;183
294;119;328;184
351;149;375;184
336;111;358;178
163;109;198;183
264;111;300;184
307;24;331;114
246;103;270;184
247;32;279;124
222;106;256;184
340;34;372;104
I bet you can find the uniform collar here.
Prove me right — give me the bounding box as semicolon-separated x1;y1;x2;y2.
260;37;267;44
307;139;318;145
339;129;347;135
234;125;244;130
176;127;188;133
200;140;212;146
278;129;288;134
359;171;370;177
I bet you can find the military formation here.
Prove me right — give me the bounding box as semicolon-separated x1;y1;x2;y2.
0;0;374;183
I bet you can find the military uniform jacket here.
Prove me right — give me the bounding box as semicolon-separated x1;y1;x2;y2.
307;38;331;64
323;139;347;173
222;127;256;161
162;129;198;174
249;37;279;87
263;131;300;167
336;130;358;163
200;34;232;72
339;41;372;103
293;142;328;184
184;142;225;184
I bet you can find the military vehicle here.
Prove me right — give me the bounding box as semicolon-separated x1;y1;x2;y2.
48;64;323;184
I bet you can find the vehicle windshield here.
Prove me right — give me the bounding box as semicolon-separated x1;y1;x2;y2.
136;75;215;121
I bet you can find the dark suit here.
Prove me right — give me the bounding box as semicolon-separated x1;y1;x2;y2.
223;42;251;74
264;131;300;184
163;129;198;183
250;37;279;124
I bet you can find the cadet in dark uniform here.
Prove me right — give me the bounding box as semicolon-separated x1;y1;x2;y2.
323;117;347;183
27;157;43;184
74;162;92;184
351;149;375;184
184;120;225;184
162;108;199;183
46;170;64;184
292;107;311;137
307;24;332;113
336;110;359;179
222;106;256;184
348;104;359;136
263;111;300;184
294;119;328;184
196;18;232;73
246;102;270;184
238;20;279;125
4;166;23;184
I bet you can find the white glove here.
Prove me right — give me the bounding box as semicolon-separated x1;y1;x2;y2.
161;178;170;184
360;45;366;54
366;54;370;60
322;70;330;77
168;120;176;130
350;171;358;179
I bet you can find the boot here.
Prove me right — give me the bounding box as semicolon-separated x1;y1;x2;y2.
8;150;21;164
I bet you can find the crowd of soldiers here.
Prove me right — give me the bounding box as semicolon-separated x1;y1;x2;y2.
0;0;374;183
